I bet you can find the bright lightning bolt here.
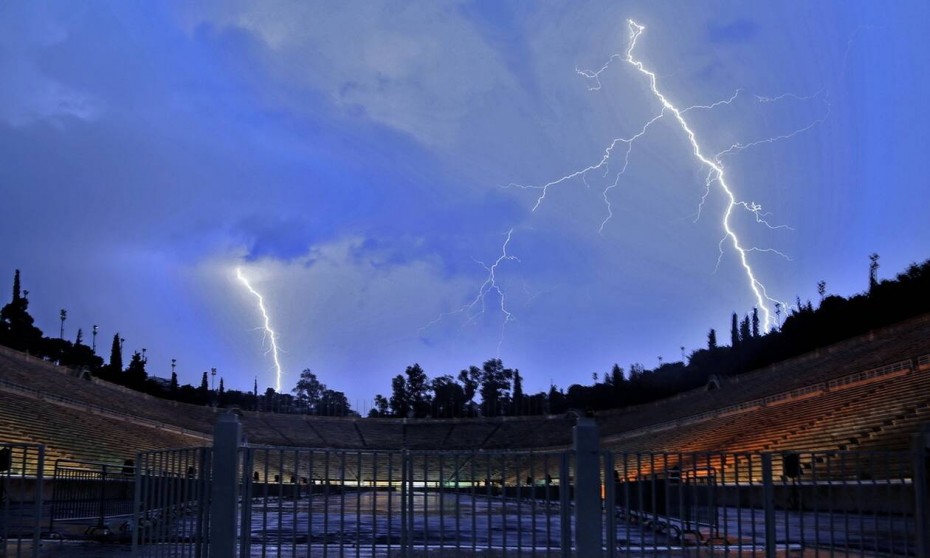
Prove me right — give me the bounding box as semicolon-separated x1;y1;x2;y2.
236;267;284;393
547;20;816;330
433;17;836;350
621;19;790;329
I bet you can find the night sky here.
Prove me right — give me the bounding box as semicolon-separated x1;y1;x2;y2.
2;2;928;410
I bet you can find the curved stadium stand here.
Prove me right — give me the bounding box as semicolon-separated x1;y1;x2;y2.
0;313;929;473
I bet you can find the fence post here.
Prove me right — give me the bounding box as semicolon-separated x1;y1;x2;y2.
209;414;241;558
574;416;602;557
559;453;571;558
761;453;776;558
914;427;930;558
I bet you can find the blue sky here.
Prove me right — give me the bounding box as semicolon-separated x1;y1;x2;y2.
2;2;928;410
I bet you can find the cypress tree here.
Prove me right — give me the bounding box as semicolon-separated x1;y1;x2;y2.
740;315;751;343
200;371;209;400
730;313;740;347
0;269;42;351
12;269;21;301
109;334;123;373
707;329;717;350
170;370;179;395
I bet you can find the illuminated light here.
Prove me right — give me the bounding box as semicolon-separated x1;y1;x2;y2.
236;267;284;392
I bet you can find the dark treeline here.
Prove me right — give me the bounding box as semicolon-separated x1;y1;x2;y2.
368;255;930;418
0;269;268;411
2;256;929;418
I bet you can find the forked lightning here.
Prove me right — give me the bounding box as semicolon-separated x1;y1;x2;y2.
236;267;284;392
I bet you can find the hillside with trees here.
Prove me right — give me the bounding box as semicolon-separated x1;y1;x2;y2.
2;255;929;418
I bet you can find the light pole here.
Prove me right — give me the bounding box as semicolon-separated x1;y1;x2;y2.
142;348;147;365
59;309;67;339
92;325;98;354
211;367;217;391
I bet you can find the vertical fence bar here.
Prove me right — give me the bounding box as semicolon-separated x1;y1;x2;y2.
559;451;571;558
573;417;601;557
31;446;43;558
399;451;408;556
209;414;242;558
239;448;253;558
604;452;616;558
914;429;930;558
761;453;776;558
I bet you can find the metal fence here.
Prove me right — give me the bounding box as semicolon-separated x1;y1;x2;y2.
49;459;136;540
129;416;930;558
0;442;44;558
606;450;924;556
131;447;211;557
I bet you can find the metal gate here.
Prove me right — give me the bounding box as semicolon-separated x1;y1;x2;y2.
131;447;211;558
0;442;44;558
49;459;135;540
130;415;930;558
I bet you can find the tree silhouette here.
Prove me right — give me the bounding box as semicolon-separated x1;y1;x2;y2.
404;363;431;418
479;359;513;417
869;253;880;293
431;375;467;418
170;370;179;396
125;351;148;388
707;329;717;350
389;374;409;417
293;368;324;412
200;371;209;404
108;334;123;376
370;394;389;417
739;315;751;344
458;366;481;408
0;270;43;351
730;313;740;348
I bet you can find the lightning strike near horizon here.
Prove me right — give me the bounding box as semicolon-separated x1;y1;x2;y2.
435;17;833;353
620;19;794;329
524;20;830;331
236;267;284;392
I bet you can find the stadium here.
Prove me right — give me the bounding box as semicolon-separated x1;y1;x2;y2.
2;311;929;557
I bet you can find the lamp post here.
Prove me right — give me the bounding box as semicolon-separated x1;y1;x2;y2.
211;367;217;391
59;309;67;339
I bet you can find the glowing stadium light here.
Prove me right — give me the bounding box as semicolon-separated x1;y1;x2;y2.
236;267;284;392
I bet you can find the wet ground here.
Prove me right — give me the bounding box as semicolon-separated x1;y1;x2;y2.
5;490;916;557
